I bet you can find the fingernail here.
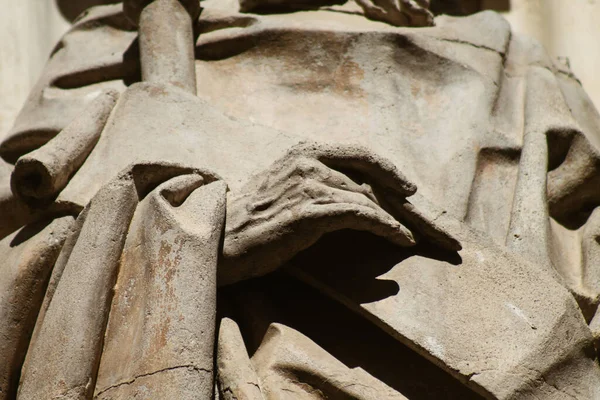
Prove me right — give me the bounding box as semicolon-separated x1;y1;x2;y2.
398;225;416;246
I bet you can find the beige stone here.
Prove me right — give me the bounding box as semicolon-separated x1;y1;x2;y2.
95;175;225;399
216;318;264;400
0;216;74;399
4;1;600;399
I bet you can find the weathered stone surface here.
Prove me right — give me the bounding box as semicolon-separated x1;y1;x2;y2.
251;323;409;399
4;1;600;399
95;176;225;399
137;0;197;93
54;80;288;206
0;3;136;163
217;318;264;400
11;90;118;207
17;171;139;399
219;142;459;286
0;216;73;400
17;163;224;399
290;208;600;398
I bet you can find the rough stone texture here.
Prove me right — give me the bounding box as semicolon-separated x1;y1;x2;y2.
11;90;118;207
217;318;265;400
137;0;197;93
219;142;460;286
95;176;225;399
290;211;600;398
0;216;74;400
17;163;223;399
0;4;136;163
4;1;600;399
17;171;139;399
251;323;409;399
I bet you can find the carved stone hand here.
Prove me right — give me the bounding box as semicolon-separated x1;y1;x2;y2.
354;0;434;27
218;142;458;286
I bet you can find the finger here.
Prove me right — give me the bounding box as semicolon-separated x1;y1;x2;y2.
236;178;390;235
229;183;417;249
251;156;378;210
308;161;379;203
302;179;373;208
315;167;460;251
403;0;428;11
381;193;461;251
243;156;381;219
369;0;396;11
355;0;416;27
302;202;416;247
403;1;434;26
354;0;386;15
412;0;430;8
291;142;416;197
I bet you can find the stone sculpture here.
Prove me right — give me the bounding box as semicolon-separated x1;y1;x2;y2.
3;0;600;398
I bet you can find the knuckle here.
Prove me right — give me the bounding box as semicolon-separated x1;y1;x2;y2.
293;158;319;176
301;180;324;198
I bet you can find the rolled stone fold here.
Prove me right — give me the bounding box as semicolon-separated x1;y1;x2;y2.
18;163;224;400
0;216;73;400
217;318;265;400
130;0;198;93
17;173;139;400
94;175;226;399
11;90;118;207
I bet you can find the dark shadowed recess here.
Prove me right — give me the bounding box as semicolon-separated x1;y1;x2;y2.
292;229;462;304
56;0;122;21
57;0;512;22
431;0;510;15
219;230;482;400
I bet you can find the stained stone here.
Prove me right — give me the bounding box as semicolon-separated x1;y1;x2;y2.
3;1;600;399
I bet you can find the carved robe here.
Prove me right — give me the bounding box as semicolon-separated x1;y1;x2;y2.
2;1;600;399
